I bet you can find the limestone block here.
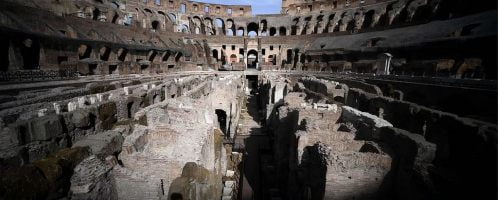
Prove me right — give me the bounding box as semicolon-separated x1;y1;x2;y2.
73;131;124;159
70;155;115;200
78;97;86;108
71;110;91;128
68;102;77;112
38;109;47;117
28;115;63;141
53;103;61;114
98;102;117;130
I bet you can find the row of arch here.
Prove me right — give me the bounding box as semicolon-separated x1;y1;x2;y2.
77;44;184;64
185;1;443;37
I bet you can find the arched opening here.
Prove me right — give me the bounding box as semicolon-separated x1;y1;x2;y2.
334;19;342;32
324;13;335;33
260;20;268;35
140;64;150;74
79;44;92;60
314;15;324;34
279;26;287;36
171;193;183;200
175;52;183;62
111;13;119;24
20;39;40;70
377;3;394;27
109;65;118;74
204;17;215;35
230;54;237;63
286;49;293;64
236;27;245;36
152;20;160;30
362;10;375;29
226;19;235;36
212;49;218;61
247;49;258;69
0;39;9;72
247;22;258;37
215;18;224;28
215;109;228;136
99;46;111;61
412;5;432;22
118;48;128;61
167;13;176;22
226;29;234;36
163;51;171;62
92;8;101;20
391;6;409;25
269;27;276;36
181;25;189;33
148;50;157;62
346;15;357;31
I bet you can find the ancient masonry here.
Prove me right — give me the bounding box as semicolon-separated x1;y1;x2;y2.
0;0;496;199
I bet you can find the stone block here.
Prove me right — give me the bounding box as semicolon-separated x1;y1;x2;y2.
28;115;63;141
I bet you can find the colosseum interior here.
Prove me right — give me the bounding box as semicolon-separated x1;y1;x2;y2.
0;0;496;199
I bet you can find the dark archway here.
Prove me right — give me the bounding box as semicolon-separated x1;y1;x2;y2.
100;46;111;61
118;48;128;62
215;109;228;136
279;26;287;36
377;3;394;27
269;27;277;36
20;39;40;70
92;8;101;20
0;38;9;72
247;49;258;69
212;49;218;61
362;10;375;29
152;20;160;30
230;54;237;63
237;27;245;36
247;22;259;37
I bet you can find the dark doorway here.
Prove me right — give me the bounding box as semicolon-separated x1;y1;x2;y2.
215;109;228;136
88;64;98;75
0;39;9;72
109;65;118;74
247;50;258;69
20;39;40;70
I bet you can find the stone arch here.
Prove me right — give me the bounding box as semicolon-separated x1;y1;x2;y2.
236;27;245;36
118;48;128;61
377;3;395;27
151;20;161;30
279;26;287;36
20;38;40;70
226;19;235;36
99;46;111;61
175;52;183;62
78;44;92;60
260;19;268;35
215;18;225;35
269;27;277;36
148;50;158;62
314;15;324;34
362;10;375;29
212;49;219;61
230;54;237;63
324;13;336;33
204;17;215;35
247;22;259;37
162;51;172;62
